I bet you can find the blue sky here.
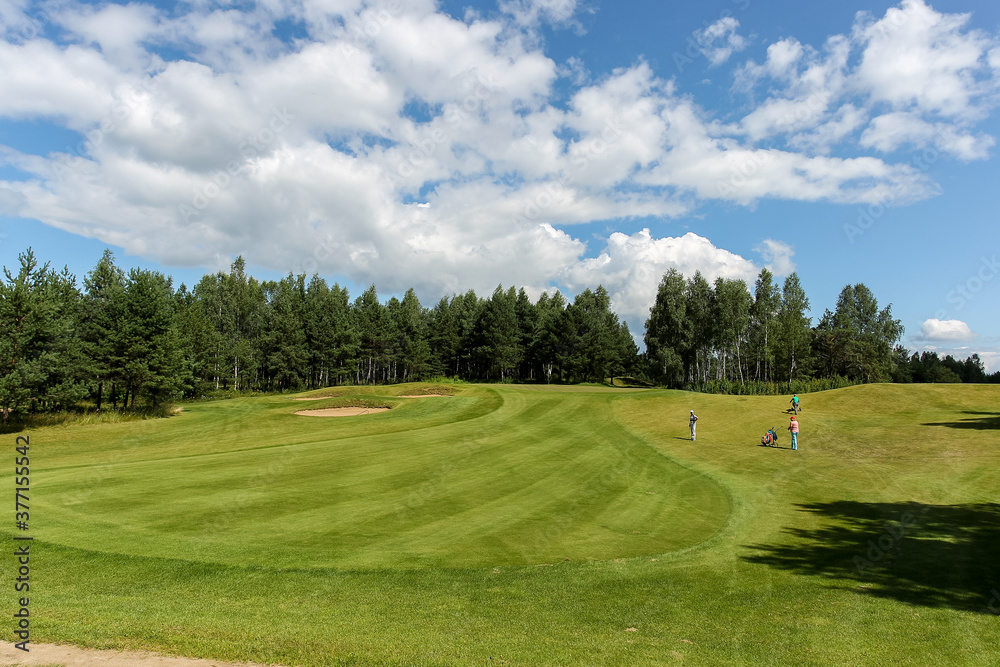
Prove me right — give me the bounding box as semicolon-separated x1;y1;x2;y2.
1;0;999;367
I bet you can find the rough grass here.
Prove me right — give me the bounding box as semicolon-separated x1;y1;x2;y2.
1;381;998;665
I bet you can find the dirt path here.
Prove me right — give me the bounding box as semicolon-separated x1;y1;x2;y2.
0;642;285;666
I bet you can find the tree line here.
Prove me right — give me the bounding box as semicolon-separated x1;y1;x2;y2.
643;267;999;390
1;248;995;422
0;248;638;420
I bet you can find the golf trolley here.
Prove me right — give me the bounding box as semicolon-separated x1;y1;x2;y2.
760;427;779;447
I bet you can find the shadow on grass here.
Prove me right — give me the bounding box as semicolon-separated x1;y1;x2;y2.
742;501;1000;613
922;411;1000;430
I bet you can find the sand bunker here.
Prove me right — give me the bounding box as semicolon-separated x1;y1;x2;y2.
398;394;451;398
295;407;390;416
0;641;283;666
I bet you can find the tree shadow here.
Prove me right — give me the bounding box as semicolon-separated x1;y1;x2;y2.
742;501;1000;613
922;411;1000;430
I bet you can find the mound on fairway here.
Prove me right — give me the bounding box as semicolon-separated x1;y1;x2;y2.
34;383;728;570
294;406;391;416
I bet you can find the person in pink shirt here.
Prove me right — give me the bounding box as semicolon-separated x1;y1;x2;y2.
788;416;799;450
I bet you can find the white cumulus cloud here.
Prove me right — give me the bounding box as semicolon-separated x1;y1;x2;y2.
694;17;748;67
755;239;796;276
0;0;997;328
918;318;977;341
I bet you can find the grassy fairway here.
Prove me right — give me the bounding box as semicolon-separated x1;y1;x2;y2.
2;383;998;665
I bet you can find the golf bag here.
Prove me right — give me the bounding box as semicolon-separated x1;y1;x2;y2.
761;427;779;447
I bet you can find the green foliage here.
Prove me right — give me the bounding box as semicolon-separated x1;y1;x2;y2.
114;268;185;406
644;268;688;387
773;272;812;383
897;350;994;384
0;249;88;421
0;247;962;418
813;283;904;382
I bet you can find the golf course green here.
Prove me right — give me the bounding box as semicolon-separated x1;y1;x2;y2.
3;382;998;665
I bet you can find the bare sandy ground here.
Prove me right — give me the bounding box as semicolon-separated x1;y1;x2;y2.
397;394;451;398
0;642;284;666
293;407;390;416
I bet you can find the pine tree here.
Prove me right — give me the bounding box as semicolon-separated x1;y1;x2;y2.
114;268;184;407
0;249;86;422
353;285;390;384
478;285;521;381
80;250;126;409
514;288;537;381
395;288;431;381
262;274;309;390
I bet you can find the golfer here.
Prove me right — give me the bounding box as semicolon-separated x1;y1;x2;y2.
788;415;799;450
789;394;800;414
690;410;698;441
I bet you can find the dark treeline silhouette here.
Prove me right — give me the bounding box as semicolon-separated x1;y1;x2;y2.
893;350;996;384
1;248;996;419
